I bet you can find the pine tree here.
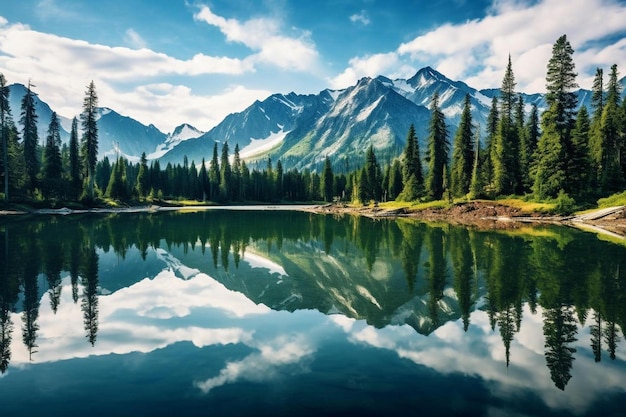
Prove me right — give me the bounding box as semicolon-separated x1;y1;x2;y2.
20;80;39;194
483;96;499;192
275;159;283;201
595;64;624;191
450;94;474;197
68;117;81;200
42;112;63;199
208;143;220;201
426;92;449;200
105;156;128;200
400;124;423;200
568;106;591;198
321;156;334;202
533;35;578;199
0;73;11;201
219;142;231;201
81;81;98;199
198;158;209;201
520;104;539;193
232;144;242;201
493;56;519;196
135;152;149;198
388;159;403;200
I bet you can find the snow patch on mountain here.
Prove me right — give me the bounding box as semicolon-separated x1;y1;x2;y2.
239;129;288;159
148;123;204;159
356;96;382;122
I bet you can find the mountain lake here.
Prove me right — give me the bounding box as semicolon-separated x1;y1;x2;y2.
0;209;625;416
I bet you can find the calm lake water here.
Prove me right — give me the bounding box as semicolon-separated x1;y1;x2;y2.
0;210;625;416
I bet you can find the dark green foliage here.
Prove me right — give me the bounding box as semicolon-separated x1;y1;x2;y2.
1;73;11;200
426;92;449;200
321;156;333;202
387;159;403;200
20;81;39;193
135;152;149;198
68;117;81;200
105;157;129;200
219;142;231;201
208;143;220;201
483;96;499;191
450;94;474;197
568;106;591;198
400;123;423;200
520;104;539;193
81;81;98;199
533;35;578;199
493;57;520;196
41;112;63;199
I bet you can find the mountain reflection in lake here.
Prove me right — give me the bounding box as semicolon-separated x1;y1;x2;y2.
0;210;625;417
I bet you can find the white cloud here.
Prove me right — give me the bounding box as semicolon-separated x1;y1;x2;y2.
0;16;7;26
0;21;262;132
334;0;626;93
124;28;147;49
195;335;315;393
328;52;405;89
350;10;371;26
193;5;319;72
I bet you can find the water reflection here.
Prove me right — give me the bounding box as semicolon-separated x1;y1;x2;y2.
0;210;624;400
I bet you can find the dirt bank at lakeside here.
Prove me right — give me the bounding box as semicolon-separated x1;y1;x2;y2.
305;201;626;238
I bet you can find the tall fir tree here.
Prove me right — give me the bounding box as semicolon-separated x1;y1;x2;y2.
208;143;220;201
80;81;99;199
198;158;209;201
533;35;578;199
426;92;449;200
568;106;592;198
135;152;149;198
520;104;539;193
321;156;334;202
388;159;404;200
219;142;231;201
0;73;11;201
232;144;242;201
20;80;39;194
493;56;519;196
450;94;474;197
400;123;424;200
483;96;499;192
68;117;81;200
596;64;624;191
42;112;63;199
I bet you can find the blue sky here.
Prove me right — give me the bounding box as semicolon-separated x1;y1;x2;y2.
1;0;626;133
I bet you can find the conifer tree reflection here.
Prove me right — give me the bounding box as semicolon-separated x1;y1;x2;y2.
425;226;446;329
0;226;18;373
590;311;603;362
43;233;64;313
449;227;474;331
543;304;577;390
81;246;99;346
397;221;423;293
21;243;40;361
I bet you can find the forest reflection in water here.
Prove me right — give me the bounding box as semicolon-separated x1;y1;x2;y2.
0;209;625;396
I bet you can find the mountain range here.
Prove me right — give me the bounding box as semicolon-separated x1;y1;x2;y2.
6;67;624;172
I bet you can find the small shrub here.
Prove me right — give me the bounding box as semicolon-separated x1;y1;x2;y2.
554;190;576;215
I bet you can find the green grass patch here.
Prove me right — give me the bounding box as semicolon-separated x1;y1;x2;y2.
597;191;626;208
492;198;555;213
